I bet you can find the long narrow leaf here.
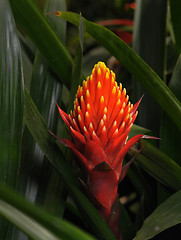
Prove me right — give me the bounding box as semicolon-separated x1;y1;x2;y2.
9;0;72;87
133;0;167;135
24;87;117;240
170;0;181;52
133;190;181;240
56;11;181;132
0;0;24;237
129;140;181;191
19;0;65;216
0;183;96;240
160;55;181;165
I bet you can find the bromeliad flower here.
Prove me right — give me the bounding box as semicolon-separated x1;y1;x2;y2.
55;61;151;238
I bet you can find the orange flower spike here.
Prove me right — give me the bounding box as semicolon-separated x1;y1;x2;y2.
55;62;156;240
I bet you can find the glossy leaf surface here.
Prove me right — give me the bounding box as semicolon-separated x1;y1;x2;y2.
0;0;24;237
170;0;181;52
133;190;181;240
57;11;181;132
160;55;181;165
129;140;181;191
0;183;96;240
9;0;72;87
133;0;167;135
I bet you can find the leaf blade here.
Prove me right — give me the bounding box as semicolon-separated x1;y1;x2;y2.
9;0;73;87
0;183;96;240
133;190;181;240
57;11;181;132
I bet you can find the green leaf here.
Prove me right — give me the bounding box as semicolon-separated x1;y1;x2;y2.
24;88;117;240
57;11;181;132
0;183;96;240
133;190;181;240
129;140;181;191
0;0;24;236
170;0;181;52
160;55;181;165
68;14;85;112
19;0;65;217
9;0;73;88
133;0;167;135
0;0;24;187
129;124;150;140
79;13;85;51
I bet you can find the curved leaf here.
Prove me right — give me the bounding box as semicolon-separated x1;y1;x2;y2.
56;11;181;132
170;0;181;52
9;0;72;88
160;55;181;165
0;183;96;240
133;190;181;240
19;0;65;215
129;140;181;191
0;0;24;236
133;0;167;135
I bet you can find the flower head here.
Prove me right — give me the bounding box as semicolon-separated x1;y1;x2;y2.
57;62;146;219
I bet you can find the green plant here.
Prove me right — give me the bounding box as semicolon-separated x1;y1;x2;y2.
1;0;181;239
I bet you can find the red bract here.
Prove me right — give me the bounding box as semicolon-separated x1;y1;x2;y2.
56;62;148;238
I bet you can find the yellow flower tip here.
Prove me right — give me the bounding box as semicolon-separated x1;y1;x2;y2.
85;111;89;118
77;105;81;111
112;86;116;95
83;126;88;132
120;108;124;114
90;74;93;82
100;96;104;103
83;80;87;89
116;99;121;106
97;67;102;76
78;114;82;121
92;130;96;137
105;72;110;80
130;104;133;110
86;89;90;98
87;103;90;110
80;95;84;102
113;121;117;127
121;121;125;128
103;114;107;121
97;81;102;89
123;88;126;96
125;113;130;122
117;90;121;99
92;67;95;75
122;102;126;109
100;119;104;126
89;122;94;131
73;118;76;125
102;126;106;132
111;76;115;85
119;83;122;92
103;107;108;114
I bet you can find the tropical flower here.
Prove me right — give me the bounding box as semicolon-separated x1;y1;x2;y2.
56;61;150;238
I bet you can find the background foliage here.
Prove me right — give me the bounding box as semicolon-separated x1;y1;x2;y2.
1;0;181;239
